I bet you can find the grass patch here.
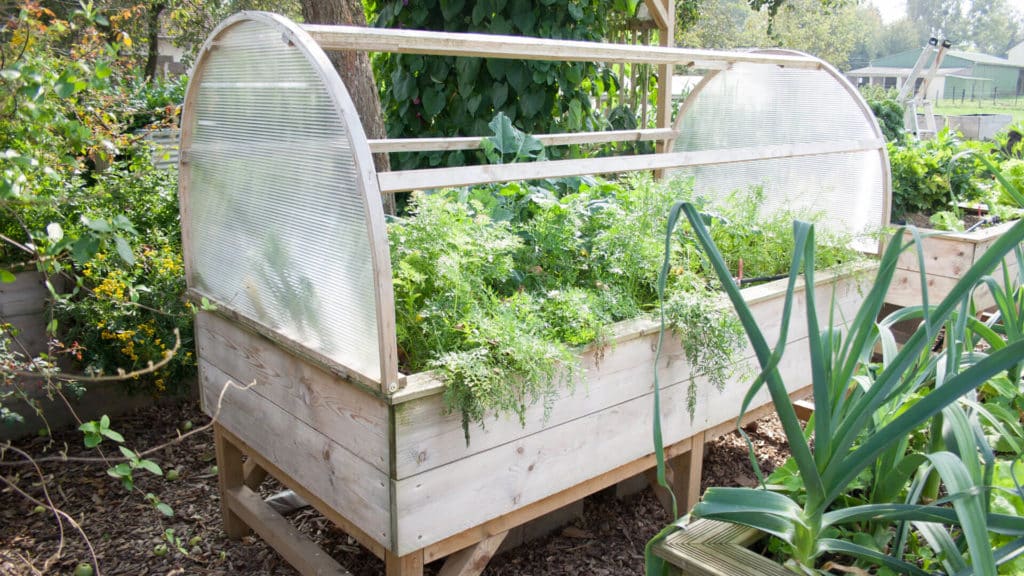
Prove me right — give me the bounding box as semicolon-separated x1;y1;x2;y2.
934;96;1024;124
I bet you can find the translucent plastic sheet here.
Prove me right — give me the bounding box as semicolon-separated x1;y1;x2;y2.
673;62;887;240
184;19;381;380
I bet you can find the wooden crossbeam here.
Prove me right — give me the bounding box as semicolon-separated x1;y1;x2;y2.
303;24;821;70
376;139;884;194
225;485;354;576
368;128;676;153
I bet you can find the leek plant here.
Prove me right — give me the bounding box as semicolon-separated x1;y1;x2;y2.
646;202;1024;575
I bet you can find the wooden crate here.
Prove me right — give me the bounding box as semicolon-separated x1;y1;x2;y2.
886;220;1020;310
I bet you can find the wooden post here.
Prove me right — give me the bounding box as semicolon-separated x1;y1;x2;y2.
437;531;509;576
386;550;424;576
678;431;705;512
646;432;705;516
650;0;674;180
214;424;250;538
242;458;269;490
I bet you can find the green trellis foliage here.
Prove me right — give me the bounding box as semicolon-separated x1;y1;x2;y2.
367;0;634;169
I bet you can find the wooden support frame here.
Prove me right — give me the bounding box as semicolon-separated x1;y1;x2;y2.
368;128;676;153
376;139;884;194
212;422;716;576
305;24;820;70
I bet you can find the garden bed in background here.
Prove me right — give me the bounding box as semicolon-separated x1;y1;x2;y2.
885;218;1020;310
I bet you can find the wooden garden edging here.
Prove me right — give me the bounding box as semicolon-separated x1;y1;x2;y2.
179;10;890;576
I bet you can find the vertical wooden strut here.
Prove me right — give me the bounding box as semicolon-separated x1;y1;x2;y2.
214;423;250;539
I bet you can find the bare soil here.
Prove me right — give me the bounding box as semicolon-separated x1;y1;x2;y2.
0;400;790;575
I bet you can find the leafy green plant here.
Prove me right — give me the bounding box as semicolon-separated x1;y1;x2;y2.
646;202;1024;574
79;414;124;447
860;85;904;142
929;210;965;232
889;129;988;221
480;112;546;164
392;170;861;437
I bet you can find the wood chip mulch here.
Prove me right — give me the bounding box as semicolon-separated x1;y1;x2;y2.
1;400;791;575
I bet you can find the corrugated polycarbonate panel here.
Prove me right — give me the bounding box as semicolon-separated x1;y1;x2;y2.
184;19;381;380
673;62;886;238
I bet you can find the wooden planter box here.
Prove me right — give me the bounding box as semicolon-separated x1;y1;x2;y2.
197;264;874;572
886;220;1020;311
651;518;789;575
179;12;889;574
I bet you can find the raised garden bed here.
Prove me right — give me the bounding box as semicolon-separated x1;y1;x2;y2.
179;12;888;576
886;219;1020;310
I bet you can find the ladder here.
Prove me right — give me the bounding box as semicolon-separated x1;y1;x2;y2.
899;37;952;139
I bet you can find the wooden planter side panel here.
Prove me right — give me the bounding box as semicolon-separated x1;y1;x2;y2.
887;222;1020;309
0;271;56;357
390;271;872;555
195;311;392;549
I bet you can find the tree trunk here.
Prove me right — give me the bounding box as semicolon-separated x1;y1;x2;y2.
144;3;167;81
301;0;395;214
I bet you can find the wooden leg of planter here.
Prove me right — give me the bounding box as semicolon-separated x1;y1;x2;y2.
214;423;250;539
436;531;508;576
242;457;269;489
678;431;705;512
385;549;424;576
792;399;815;422
646;432;705;515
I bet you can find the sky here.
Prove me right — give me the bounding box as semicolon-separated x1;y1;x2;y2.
867;0;905;24
866;0;1024;24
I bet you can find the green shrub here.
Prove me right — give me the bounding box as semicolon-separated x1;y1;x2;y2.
888;129;987;220
368;0;632;169
859;85;903;142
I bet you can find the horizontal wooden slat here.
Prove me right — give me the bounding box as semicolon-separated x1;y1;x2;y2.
368;128;676;153
195;311;390;472
303;24;822;69
224;485;353;576
376;139;885;193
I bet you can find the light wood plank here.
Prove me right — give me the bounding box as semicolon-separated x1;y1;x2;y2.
422;435;695;563
368;128;676;153
679;432;705;513
303;24;822;69
201;361;392;549
376;139;884;193
225;485;353;576
887;256;1018;310
392;375;727;555
436;531;508;576
644;0;670;31
214;424;250;539
385;550;424;576
196;311;390;472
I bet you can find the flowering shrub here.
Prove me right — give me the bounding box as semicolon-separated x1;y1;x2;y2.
58;237;194;395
